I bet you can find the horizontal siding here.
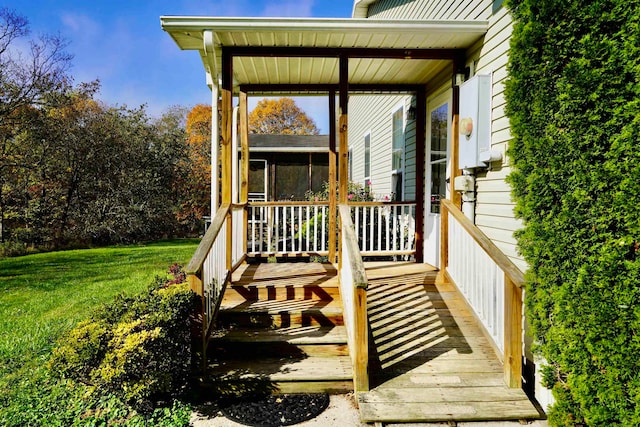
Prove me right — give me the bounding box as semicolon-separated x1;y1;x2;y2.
367;0;492;20
348;94;415;200
470;6;524;270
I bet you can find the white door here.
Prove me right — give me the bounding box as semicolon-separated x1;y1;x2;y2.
424;91;451;267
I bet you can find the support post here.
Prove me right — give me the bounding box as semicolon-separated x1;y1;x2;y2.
438;201;449;283
222;49;233;270
354;286;369;392
450;60;463;209
211;84;219;216
504;275;523;388
338;55;349;205
188;272;206;368
240;90;249;256
328;90;337;263
414;88;427;263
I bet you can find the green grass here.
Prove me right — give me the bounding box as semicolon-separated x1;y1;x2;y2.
0;239;199;426
0;239;199;376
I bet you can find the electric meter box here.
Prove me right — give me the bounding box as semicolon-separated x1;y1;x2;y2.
458;74;492;169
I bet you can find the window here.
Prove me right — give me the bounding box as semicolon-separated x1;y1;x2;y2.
348;148;353;180
429;104;448;213
363;133;371;188
493;0;504;13
392;107;404;171
248;159;267;201
391;106;404;200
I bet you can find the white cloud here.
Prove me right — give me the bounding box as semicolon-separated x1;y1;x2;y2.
60;12;100;39
261;0;315;17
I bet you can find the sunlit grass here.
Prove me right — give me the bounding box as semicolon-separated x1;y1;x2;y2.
0;239;199;376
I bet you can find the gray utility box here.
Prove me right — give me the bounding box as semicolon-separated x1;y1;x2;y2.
458;74;493;169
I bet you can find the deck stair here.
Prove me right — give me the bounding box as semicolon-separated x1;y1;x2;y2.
203;262;353;395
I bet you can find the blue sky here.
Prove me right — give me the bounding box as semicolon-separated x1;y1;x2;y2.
6;0;355;133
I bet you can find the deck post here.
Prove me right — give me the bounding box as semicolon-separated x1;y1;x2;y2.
338;55;348;206
188;271;207;368
210;83;219;216
414;87;426;263
222;49;233;270
450;59;464;209
504;274;523;388
354;285;369;392
328;90;337;263
240;90;249;256
438;202;449;283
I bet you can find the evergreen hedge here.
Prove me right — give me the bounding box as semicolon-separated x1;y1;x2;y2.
504;0;640;425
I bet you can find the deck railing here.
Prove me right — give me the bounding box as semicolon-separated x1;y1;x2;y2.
349;202;416;256
338;204;369;392
247;201;416;258
247;201;330;256
186;203;245;358
440;199;525;388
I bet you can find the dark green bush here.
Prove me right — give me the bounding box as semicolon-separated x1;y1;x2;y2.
49;265;199;413
505;0;640;425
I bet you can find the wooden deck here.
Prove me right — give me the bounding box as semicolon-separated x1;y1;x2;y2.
360;261;541;423
212;260;541;423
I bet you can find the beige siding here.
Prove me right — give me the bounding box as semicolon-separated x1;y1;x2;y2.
471;6;524;269
348;94;415;200
368;0;491;20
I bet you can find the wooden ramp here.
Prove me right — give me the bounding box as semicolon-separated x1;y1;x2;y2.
359;262;542;424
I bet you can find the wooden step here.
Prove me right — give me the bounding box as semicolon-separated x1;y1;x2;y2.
210;326;349;358
218;299;344;328
204;355;354;395
223;283;340;303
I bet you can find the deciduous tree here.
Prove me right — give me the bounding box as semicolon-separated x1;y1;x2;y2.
249;97;319;135
0;7;72;243
175;104;212;226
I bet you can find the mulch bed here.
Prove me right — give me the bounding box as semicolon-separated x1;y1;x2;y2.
220;393;330;427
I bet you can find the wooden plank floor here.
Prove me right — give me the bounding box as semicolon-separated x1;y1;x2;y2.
359;261;542;423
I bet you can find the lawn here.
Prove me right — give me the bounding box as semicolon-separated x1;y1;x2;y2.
0;239;200;425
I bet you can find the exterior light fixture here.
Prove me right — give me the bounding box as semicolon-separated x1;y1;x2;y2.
406;106;416;121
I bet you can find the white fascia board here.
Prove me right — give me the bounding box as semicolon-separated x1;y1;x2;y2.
160;16;488;40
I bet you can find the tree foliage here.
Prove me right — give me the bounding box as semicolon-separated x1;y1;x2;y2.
175;104;211;224
249;97;319;135
0;8;209;254
505;0;640;425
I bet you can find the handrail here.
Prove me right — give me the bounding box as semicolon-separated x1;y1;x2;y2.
441;199;524;287
346;200;417;206
248;200;330;206
339;205;368;289
338;204;369;393
185;203;232;366
186;203;230;275
440;199;524;388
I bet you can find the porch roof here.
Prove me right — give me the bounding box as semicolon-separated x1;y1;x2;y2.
160;16;488;95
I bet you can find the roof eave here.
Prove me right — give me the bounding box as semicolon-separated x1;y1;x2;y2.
352;0;378;18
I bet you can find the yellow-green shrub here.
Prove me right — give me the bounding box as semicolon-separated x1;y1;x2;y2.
49;270;199;413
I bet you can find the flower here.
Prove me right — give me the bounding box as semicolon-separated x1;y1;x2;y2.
347;193;354;200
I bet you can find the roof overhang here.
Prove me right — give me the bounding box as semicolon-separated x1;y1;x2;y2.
352;0;378;19
160;16;488;95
